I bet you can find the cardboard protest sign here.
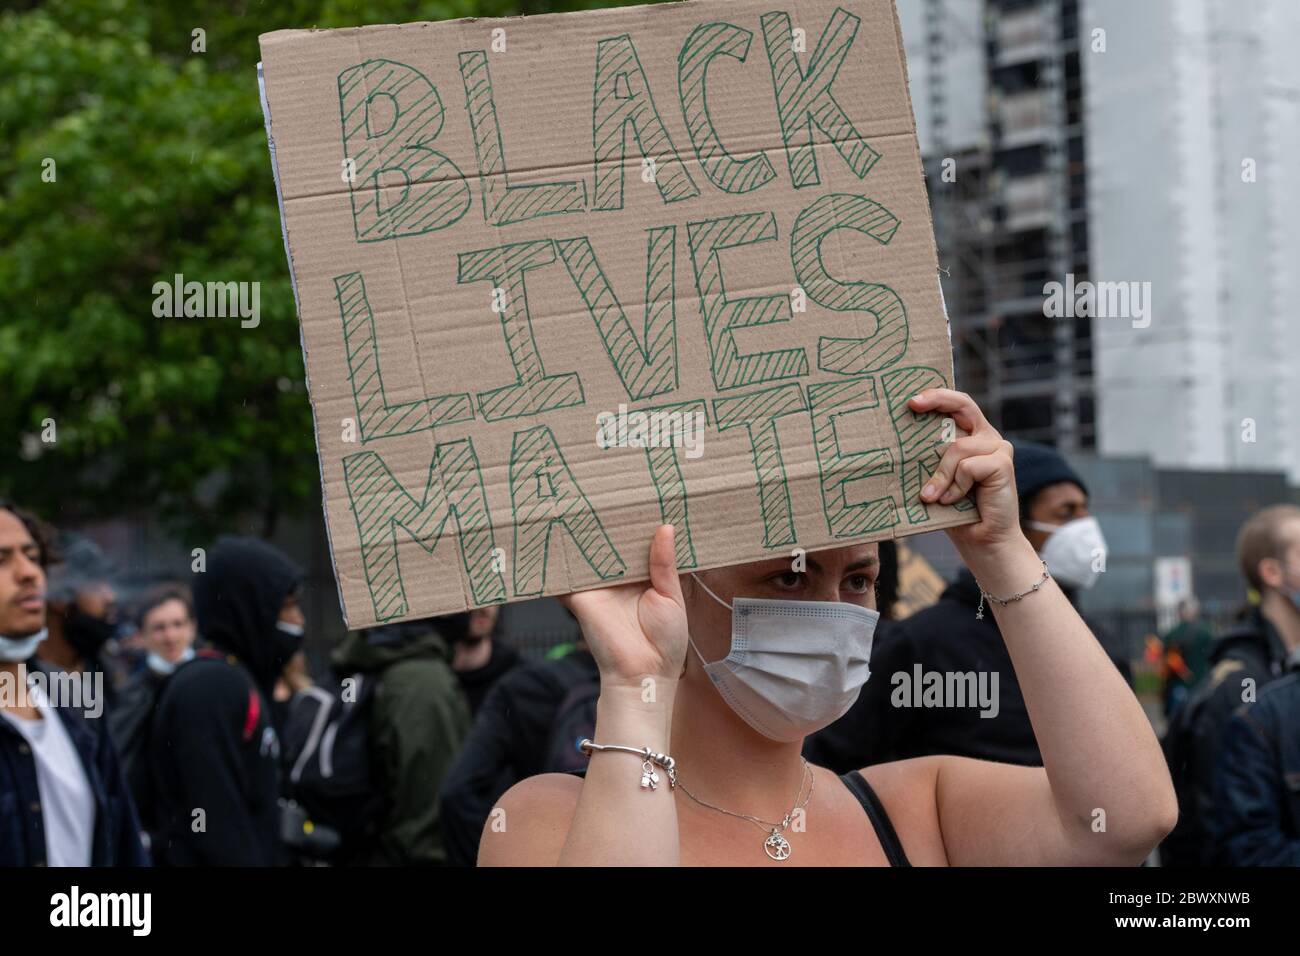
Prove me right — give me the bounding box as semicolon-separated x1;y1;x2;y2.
258;0;977;628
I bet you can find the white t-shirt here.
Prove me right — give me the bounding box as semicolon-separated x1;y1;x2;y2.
0;680;95;867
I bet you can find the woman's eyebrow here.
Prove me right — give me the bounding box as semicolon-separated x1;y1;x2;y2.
795;556;879;575
844;558;879;573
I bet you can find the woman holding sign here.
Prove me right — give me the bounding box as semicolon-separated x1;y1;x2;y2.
478;389;1177;866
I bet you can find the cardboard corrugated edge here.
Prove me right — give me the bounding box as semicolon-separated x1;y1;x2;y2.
258;61;351;626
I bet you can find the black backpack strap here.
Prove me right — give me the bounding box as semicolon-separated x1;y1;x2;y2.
839;771;912;867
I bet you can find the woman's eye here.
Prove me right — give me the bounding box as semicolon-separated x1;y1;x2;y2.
844;574;872;593
773;571;803;590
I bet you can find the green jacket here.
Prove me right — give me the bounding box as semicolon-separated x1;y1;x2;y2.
332;627;470;865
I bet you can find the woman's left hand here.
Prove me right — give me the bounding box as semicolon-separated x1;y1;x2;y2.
907;388;1024;555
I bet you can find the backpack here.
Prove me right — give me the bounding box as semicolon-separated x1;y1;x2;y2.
544;678;601;773
281;672;385;861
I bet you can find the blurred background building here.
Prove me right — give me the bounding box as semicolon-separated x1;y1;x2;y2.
896;0;1300;652
902;0;1093;450
901;0;1300;477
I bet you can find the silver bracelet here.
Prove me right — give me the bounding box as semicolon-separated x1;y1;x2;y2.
578;739;678;790
975;560;1050;620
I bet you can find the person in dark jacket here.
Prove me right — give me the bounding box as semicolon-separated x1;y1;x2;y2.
449;606;521;716
805;441;1130;772
0;501;148;867
1209;668;1300;865
109;586;198;855
149;536;306;866
1162;504;1300;866
331;619;470;865
439;645;598;866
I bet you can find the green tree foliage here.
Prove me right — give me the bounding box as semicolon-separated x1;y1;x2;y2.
0;0;643;538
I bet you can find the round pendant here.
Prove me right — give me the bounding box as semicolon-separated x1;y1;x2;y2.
764;830;792;861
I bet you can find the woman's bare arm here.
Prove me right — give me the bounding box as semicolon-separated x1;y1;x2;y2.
939;543;1175;865
905;389;1177;866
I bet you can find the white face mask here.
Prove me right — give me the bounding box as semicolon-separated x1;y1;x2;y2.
690;575;879;742
1027;516;1108;590
147;647;196;676
0;628;47;663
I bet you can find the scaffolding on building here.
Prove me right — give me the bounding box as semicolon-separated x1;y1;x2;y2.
921;0;1094;450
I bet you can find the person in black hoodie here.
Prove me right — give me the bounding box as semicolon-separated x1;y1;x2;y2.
806;441;1131;772
149;536;305;866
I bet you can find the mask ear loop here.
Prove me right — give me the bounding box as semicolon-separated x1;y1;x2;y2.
691;573;733;611
687;573;733;672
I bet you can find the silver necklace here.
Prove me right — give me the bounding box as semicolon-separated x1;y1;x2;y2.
676;759;814;861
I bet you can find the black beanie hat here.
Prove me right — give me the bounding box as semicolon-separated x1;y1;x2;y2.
1011;440;1088;510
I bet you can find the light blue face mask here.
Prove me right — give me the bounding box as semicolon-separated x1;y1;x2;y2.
0;628;47;663
146;647;196;676
690;576;879;743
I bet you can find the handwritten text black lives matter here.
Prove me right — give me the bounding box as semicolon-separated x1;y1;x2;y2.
313;6;970;622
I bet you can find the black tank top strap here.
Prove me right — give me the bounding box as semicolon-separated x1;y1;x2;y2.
838;771;912;867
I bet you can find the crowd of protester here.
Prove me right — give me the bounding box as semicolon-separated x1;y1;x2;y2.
0;438;1296;866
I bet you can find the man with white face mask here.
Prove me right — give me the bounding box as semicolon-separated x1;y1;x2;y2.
807;441;1130;773
1015;442;1108;593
